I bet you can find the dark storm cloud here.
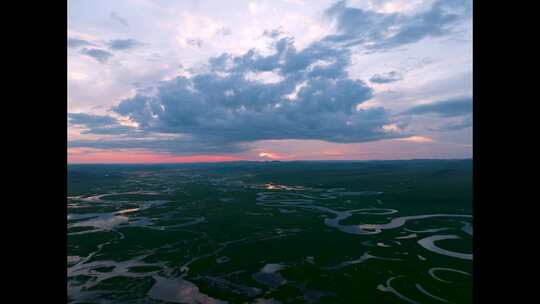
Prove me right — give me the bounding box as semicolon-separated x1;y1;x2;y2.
80;48;113;63
68;113;136;135
369;71;403;84
107;39;144;50
68;38;95;48
323;0;470;51
109;34;402;150
210;37;352;79
66;33;405;153
401;97;472;117
110;11;128;27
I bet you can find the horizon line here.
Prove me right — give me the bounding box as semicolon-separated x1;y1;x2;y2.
68;157;473;165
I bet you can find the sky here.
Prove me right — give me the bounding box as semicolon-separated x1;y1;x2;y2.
68;0;472;163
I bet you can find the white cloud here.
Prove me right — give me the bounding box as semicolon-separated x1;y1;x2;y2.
245;71;284;84
67;0;471;159
397;135;434;143
382;123;401;132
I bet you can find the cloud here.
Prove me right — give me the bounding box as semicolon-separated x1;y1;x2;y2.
68;137;246;155
429;115;472;131
69;37;144;51
69;113;117;127
216;28;232;36
68;38;95;48
110;11;128;27
262;28;285;39
186;38;203;48
71;0;471;155
369;71;403;83
107;39;144;50
110;35;403;148
80;48;113;63
397;135;434;143
323;0;470;51
66;33;405;154
173;13;232;51
67;0;472;160
400;97;472;117
68;113;135;135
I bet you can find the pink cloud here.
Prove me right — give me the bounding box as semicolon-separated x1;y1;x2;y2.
396;136;434;143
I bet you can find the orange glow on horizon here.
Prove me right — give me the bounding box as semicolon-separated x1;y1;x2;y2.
258;152;276;159
257;151;289;159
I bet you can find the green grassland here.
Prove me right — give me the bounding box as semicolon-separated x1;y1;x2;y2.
68;160;473;303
